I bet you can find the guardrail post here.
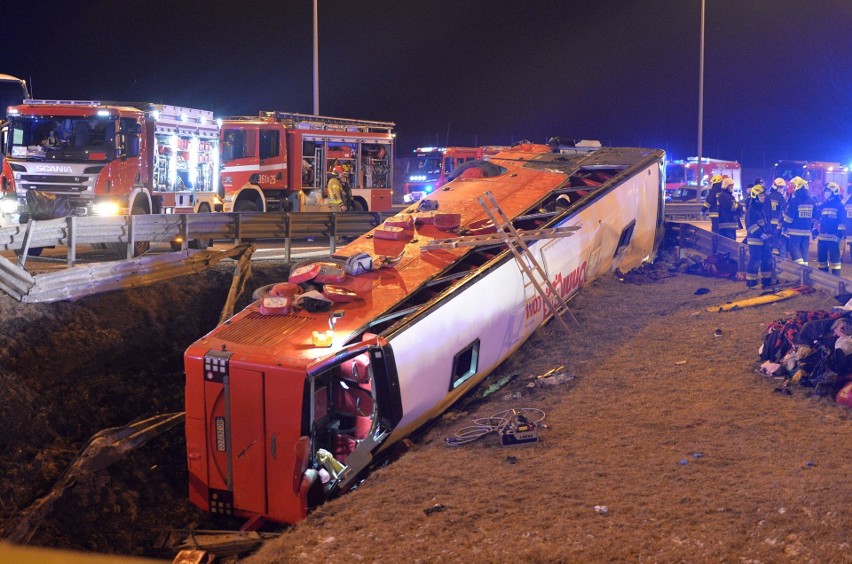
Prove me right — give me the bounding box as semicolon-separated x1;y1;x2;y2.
737;245;747;273
66;216;76;267
17;219;35;268
330;212;337;254
126;215;135;260
180;214;189;250
235;213;242;245
283;212;292;262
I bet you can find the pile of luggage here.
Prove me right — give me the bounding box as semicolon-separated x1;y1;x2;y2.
758;309;852;405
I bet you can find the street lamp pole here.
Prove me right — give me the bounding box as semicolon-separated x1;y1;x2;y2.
697;0;705;175
313;0;319;115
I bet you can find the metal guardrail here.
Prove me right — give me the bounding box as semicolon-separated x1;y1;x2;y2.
664;202;704;221
0;211;385;266
666;221;850;297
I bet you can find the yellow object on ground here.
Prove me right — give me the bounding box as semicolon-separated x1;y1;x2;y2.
707;287;809;312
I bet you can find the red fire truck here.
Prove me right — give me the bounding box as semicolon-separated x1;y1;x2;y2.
218;112;394;213
771;160;849;201
402;146;479;203
0;99;220;251
665;157;742;201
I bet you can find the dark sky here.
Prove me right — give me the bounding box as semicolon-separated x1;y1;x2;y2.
3;0;852;168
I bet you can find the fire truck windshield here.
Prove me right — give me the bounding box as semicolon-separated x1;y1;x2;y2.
221;129;256;163
7;115;117;162
664;163;688;184
407;156;441;180
773;161;805;181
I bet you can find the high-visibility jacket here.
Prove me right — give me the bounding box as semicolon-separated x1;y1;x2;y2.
766;190;786;228
327;177;345;206
816;194;845;243
782;190;816;237
701;182;723;218
717;189;740;230
746;199;773;245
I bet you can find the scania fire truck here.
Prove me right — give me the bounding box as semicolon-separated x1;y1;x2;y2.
402;146;478;203
218;112;394;213
0;99;220;251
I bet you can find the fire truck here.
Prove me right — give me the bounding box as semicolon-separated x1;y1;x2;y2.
0;99;220;251
665;157;742;201
771;160;849;201
218;112;394;213
402;146;479;203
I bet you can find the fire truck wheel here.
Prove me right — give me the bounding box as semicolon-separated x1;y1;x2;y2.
107;205;150;258
189;204;212;249
350;199;367;212
234;200;260;213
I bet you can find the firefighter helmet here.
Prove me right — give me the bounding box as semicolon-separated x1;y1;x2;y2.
750;184;765;198
825;182;841;196
791;176;808;191
710;174;723;185
772;177;787;189
722;177;735;190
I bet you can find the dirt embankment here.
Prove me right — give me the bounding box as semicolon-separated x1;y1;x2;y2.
0;260;288;556
2;249;852;562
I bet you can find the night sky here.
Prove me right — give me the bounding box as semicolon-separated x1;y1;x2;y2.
3;0;852;168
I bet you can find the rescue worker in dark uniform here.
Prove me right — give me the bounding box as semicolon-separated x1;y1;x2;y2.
815;182;845;275
782;177;816;266
717;177;740;241
745;183;774;289
844;187;852;262
701;174;724;234
767;178;787;257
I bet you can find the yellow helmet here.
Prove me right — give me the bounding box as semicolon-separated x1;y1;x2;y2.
750;184;765;198
791;176;808;191
710;174;723;185
722;177;735;190
825;182;841;196
772;177;787;189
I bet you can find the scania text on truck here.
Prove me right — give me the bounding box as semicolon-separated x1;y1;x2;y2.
0;99;220;251
771;160;848;202
665;157;742;201
402;146;478;203
218;112;394;213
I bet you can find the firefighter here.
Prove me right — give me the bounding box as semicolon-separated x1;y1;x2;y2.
326;170;346;212
767;178;788;257
815;181;845;275
782;176;816;266
717;177;740;241
745;183;774;289
701;174;724;234
844;188;852;262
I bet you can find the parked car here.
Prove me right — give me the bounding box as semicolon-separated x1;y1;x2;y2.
667;186;709;202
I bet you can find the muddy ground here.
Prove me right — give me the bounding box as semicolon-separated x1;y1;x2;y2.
2;245;852;562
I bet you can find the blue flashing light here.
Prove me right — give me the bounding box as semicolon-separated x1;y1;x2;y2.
424;185;434;193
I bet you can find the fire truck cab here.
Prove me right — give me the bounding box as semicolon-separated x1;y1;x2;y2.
218;112;394;213
0;100;220;238
403;146;479;203
771;160;849;202
665;157;742;201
